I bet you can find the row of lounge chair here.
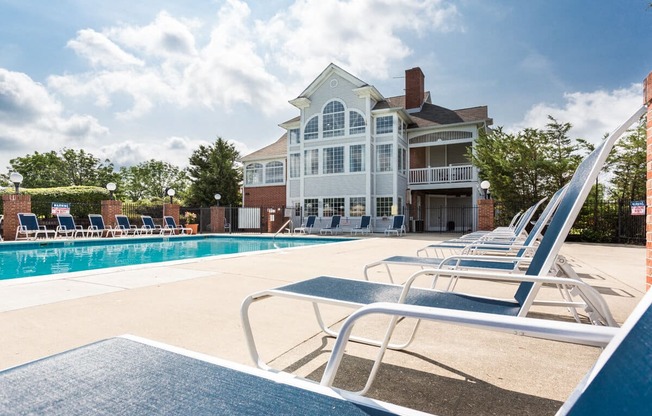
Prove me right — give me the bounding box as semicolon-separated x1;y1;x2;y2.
14;213;192;240
0;106;647;414
295;214;406;236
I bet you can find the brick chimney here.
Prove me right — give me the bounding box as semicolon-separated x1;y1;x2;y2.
405;67;425;110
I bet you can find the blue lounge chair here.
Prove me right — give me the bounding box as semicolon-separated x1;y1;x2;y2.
320;215;342;235
115;215;144;235
141;215;172;235
0;334;425;416
293;215;316;234
241;106;645;374
384;215;405;236
88;214;122;237
321;287;651;403
55;214;86;238
15;213;55;240
363;186;567;283
163;215;192;235
351;215;372;235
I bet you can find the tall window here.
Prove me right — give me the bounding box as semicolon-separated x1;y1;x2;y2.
350;197;366;217
304;116;318;140
289;153;300;178
245;163;263;185
398;147;406;175
265;161;284;183
323;146;344;174
323;197;344;217
376;197;392;217
304;149;318;175
376;144;392;172
349;144;365;172
376;116;393;134
304;198;318;216
323;101;345;138
349;111;366;135
289;128;300;144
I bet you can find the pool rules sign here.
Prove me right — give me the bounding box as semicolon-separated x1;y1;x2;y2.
51;202;71;215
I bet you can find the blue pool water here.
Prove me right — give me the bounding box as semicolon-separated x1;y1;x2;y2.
0;235;352;280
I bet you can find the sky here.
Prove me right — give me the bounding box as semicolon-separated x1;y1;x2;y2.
1;0;651;174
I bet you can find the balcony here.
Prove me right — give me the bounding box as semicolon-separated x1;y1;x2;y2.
409;164;474;185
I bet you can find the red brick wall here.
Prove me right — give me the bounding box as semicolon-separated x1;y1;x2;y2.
210;206;226;233
163;203;180;225
2;194;31;241
645;71;652;291
243;185;286;208
478;199;494;231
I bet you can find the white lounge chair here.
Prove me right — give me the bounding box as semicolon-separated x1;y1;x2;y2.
320;215;342;235
240;106;645;379
55;214;86;238
163;215;192;235
115;215;144;235
88;214;122;237
384;215;406;236
15;213;55;240
141;215;173;235
294;215;316;234
351;215;372;235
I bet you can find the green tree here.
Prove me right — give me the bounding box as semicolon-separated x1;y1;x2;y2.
7;149;118;188
607;119;646;200
120;160;189;201
186;137;242;207
469;119;580;214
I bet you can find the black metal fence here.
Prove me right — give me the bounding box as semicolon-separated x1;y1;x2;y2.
568;199;645;244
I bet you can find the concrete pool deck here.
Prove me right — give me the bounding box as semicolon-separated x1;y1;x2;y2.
0;234;646;415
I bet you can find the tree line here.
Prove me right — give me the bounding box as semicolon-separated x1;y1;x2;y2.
1;138;243;207
469;116;646;216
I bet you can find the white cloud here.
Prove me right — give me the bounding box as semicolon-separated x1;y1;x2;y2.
256;0;462;82
510;83;643;143
0;68;108;165
67;29;145;69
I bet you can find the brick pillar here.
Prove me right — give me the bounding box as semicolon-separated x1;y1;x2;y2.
163;203;180;224
2;194;31;241
210;206;226;233
101;200;122;228
266;208;285;233
477;199;494;231
645;71;652;291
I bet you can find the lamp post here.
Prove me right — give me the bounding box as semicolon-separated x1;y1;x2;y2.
167;188;176;204
214;193;221;206
106;182;116;200
480;180;491;199
9;172;23;194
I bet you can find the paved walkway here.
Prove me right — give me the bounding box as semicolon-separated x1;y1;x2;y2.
0;234;646;415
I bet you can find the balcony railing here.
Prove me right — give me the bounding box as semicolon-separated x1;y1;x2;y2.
409;164;474;185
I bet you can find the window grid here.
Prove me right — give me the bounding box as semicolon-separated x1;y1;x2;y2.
349;144;365;172
304;149;318;175
304;198;318;216
349;111;366;135
289;153;300;178
289;129;300;144
323;197;345;217
304;117;319;140
376;144;393;172
398;147;406;175
376;116;393;134
265;161;284;184
349;197;366;217
323;146;344;174
376;197;392;217
245;163;263;185
323;101;345;138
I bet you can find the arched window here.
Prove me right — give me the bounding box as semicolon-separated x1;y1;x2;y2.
265;161;284;183
245;163;263;185
349;111;366;135
304;116;319;140
323;101;345;137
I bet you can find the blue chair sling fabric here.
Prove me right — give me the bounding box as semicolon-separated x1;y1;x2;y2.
320;215;342;235
352;215;372;235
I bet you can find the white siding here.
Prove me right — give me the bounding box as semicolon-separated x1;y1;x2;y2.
304;174;366;197
289;180;300;198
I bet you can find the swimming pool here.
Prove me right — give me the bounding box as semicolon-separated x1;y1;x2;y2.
0;235;353;280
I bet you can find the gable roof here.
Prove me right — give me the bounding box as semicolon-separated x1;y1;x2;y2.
241;134;287;162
